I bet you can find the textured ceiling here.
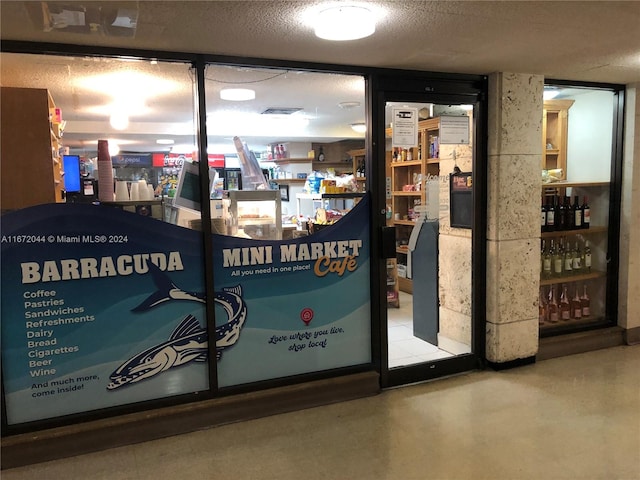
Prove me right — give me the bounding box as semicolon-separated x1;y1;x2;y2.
2;1;639;84
1;1;639;155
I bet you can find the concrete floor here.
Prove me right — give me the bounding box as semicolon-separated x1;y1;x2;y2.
3;345;639;480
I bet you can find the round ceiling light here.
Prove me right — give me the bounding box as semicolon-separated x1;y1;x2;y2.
315;5;376;41
220;88;256;101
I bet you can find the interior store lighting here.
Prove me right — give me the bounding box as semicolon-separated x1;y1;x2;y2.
108;141;120;156
544;88;560;100
314;5;376;41
110;111;129;130
350;122;366;133
220;88;256;101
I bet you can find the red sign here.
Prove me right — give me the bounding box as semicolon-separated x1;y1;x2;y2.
152;153;224;168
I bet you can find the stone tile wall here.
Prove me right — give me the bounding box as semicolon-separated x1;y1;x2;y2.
486;72;543;363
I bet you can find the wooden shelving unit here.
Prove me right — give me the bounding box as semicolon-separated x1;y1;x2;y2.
542;99;574;178
387;117;441;293
1;87;64;211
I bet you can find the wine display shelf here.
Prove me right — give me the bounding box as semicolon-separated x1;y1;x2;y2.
540;270;606;287
538;315;607;337
541;225;607;238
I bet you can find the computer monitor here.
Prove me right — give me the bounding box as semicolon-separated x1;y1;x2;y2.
63;155;82;193
173;161;215;211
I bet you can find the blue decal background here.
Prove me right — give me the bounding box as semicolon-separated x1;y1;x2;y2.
1;204;208;425
213;194;372;387
1;195;373;424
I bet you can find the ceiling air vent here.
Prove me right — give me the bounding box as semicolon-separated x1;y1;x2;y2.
261;108;303;115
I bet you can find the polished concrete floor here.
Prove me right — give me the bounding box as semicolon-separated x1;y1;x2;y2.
3;345;639;480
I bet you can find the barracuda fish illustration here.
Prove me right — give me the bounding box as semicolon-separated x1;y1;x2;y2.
131;264;248;357
107;266;248;390
107;314;207;390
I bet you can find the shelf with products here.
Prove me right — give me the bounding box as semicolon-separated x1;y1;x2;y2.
539;179;612;336
542;99;574;178
538;279;606;335
386;259;400;308
1;87;65;211
386;117;441;294
540;270;606;287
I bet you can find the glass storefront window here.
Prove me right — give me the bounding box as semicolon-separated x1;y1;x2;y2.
0;53;210;424
539;85;618;335
203;65;372;386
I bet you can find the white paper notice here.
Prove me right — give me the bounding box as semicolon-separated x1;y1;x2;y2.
440;115;470;144
392;107;418;148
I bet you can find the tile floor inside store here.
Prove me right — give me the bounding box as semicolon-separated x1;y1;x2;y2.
4;345;638;480
388;291;455;367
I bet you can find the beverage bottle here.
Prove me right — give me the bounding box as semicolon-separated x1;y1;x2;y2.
563;240;573;275
541;198;547;232
582;196;590;229
566;196;575;230
538;287;547;325
556;195;566;231
571;286;583;320
574;195;583;229
548;286;559;323
580;284;591;317
542;240;552;278
560;284;571;321
584;240;592;273
572;241;582;273
552;239;563;277
546;196;555;231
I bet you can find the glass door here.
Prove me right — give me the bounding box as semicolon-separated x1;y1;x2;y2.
376;84;486;387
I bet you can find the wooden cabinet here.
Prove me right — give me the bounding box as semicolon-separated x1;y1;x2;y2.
542;99;574;179
1;87;64;212
387;118;441;293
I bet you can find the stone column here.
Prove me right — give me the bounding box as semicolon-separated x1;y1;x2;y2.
619;84;640;344
486;73;543;363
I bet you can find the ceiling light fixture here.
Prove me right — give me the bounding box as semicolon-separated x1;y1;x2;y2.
220;88;256;101
351;122;366;133
315;5;376;41
156;139;175;145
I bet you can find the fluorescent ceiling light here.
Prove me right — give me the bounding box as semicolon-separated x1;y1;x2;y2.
156;139;175;145
220;88;256;101
315;5;375;41
351;122;366;133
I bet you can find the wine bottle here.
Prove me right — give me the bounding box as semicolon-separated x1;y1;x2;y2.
541;198;547;232
556;195;567;231
566;196;575;230
546;196;555;231
552;239;563;277
572;241;582;273
538;287;547;325
574;195;583;229
548;286;559;323
542;240;552;278
559;285;571;321
571;286;583;320
584;240;592;273
582;196;590;229
580;284;591;317
563;240;573;275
